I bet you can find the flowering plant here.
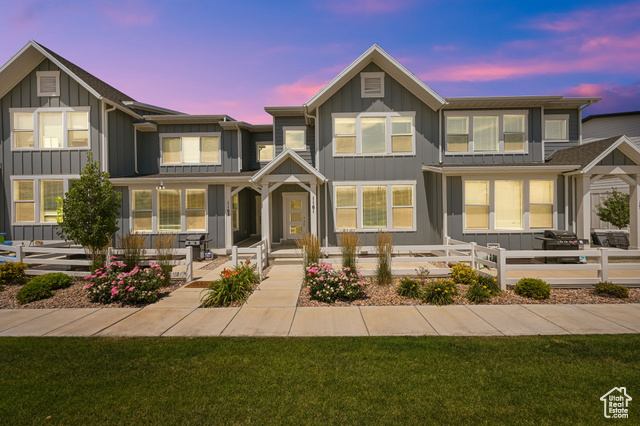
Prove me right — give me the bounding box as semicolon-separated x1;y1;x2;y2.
201;260;260;307
84;257;165;304
305;262;365;303
421;279;457;305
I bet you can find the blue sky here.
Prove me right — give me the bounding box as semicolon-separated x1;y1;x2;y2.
0;0;638;122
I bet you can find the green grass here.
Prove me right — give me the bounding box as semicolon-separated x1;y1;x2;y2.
1;336;638;424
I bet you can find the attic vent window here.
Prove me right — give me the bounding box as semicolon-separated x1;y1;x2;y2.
37;71;60;97
361;72;385;98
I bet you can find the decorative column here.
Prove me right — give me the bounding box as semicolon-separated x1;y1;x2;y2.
575;174;591;247
310;182;317;237
261;184;271;252
629;174;640;249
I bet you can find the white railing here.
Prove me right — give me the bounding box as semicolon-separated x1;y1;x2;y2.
107;247;194;282
231;239;268;278
0;244;92;277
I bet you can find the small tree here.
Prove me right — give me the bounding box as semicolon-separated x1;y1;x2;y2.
596;190;630;229
57;153;121;270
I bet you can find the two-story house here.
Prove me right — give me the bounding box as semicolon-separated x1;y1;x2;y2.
1;41;639;252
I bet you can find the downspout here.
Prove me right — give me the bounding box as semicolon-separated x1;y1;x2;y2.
235;122;243;172
101;101;117;173
438;108;443;164
134;129;139;174
578;100;595;145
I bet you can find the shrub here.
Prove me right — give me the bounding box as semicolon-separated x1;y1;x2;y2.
514;278;551;300
374;231;393;286
84;259;165;305
305;262;365;303
0;261;28;286
338;230;360;272
296;233;322;273
118;232;147;272
27;273;74;291
16;280;53;304
466;274;501;303
594;282;630;299
397;277;421;299
421;279;457;305
201;261;260;307
450;263;477;285
478;274;501;294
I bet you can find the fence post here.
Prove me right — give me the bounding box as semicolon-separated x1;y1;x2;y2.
186;246;193;283
497;248;507;290
445;236;450;257
106;246;113;267
16;245;23;263
599;247;608;283
470;242;477;269
232;245;238;266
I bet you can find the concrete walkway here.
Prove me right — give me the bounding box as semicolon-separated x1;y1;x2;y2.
1;262;639;337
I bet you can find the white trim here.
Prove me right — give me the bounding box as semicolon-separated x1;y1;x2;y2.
422;165;580;174
333;181;417;232
159;132;222;166
461;176;558;233
544;114;570;142
283;126;307;151
250;148;327;183
283;192;309;240
232;192;240;232
581;136;640;174
36;71;60;97
360;72;385;98
444;110;529;155
10;175;79;225
10;107;91;151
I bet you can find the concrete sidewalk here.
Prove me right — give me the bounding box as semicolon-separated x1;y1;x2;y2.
1;263;639;337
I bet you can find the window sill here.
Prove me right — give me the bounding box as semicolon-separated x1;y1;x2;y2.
335;228;416;233
463;229;546;234
12;147;91;151
445;151;528;156
160;162;222;166
333;153;416;157
544;139;569;143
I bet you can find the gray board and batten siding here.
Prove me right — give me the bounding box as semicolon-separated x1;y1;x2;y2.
246;130;273;171
273;116;315;167
543;109;580;159
0;59;103;241
316;62;441;246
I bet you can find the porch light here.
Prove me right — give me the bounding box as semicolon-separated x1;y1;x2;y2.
156;180;165;190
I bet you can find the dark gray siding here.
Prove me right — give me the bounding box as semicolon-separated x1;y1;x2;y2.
317;62;440;247
598;149;635;166
137;124;239;175
108;109;136;177
544;108;580;158
246;131;273;171
442;107;543;164
273;158;307;175
274;116;315;166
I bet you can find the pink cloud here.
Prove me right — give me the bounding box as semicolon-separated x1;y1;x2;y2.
565;82;640;115
273;78;328;104
530;2;640;33
100;0;156;26
320;0;417;15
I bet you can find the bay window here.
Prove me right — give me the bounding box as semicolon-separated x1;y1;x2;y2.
445;111;528;154
161;133;221;164
463;178;555;231
332;112;415;156
12;177;74;224
11;108;90;149
335;182;415;231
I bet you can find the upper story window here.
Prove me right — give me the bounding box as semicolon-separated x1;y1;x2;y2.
360;72;385;98
544;114;569;142
37;71;60;97
283;127;306;151
257;142;274;163
11;108;90;150
332;112;415;156
445;111;528;154
161;133;221;165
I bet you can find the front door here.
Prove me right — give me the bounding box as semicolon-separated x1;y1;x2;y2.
284;193;308;240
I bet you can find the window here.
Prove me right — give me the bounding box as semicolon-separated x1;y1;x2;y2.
232;194;239;231
360;72;385;98
12;177;75;224
37;71;60;97
334;182;415;231
186;189;206;231
284;127;306;151
161;133;221;164
159;189;181;231
445;111;528;154
544;115;569;141
132;190;152;231
463;178;555;232
11;108;90;149
257;143;274;162
332;112;415;156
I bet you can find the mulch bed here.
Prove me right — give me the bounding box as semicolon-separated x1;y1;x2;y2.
198;256;230;270
297;278;640;307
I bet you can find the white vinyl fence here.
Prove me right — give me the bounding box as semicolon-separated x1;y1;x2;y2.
231;239;268;279
107;247;194;282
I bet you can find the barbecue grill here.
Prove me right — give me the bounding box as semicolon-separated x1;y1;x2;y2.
184;234;207;260
537;230;582;263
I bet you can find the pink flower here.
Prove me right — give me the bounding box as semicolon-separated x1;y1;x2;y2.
110;288;119;296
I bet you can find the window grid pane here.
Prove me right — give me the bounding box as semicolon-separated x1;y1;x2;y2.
14;180;35;223
545;119;567;140
465;181;489;230
40;180;63;223
163;138;181;163
182;137;200;163
285;130;305;150
473;116;499;151
258;144;274;162
362;186;387;228
39;112;63;148
361;117;386;154
495;180;523;230
158;189;181;231
201;137;220;163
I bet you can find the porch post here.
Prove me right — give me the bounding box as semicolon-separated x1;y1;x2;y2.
261;184;271;252
629;174;640;249
224;185;233;249
310;182;318;237
575;174;591;247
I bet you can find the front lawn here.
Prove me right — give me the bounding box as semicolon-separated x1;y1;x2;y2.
1;336;637;424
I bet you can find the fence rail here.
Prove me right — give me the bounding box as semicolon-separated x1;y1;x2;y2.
107;247;194;282
231;239;268;279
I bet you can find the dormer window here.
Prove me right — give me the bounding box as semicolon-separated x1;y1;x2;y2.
37;71;60;97
361;72;385;98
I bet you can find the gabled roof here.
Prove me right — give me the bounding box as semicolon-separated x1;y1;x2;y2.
547;135;640;172
305;44;446;112
0;40;140;117
250;149;327;183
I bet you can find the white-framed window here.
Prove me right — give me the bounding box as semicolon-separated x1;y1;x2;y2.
283;127;306;151
463;178;555;232
360;72;385;98
232;193;239;231
129;186;208;233
11;176;77;224
332;112;415;156
334;181;416;232
37;71;60;97
544;114;569;142
257;142;274;162
445;110;528;154
10;107;90;150
160;133;221;165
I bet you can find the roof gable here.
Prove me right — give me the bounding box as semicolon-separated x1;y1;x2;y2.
547;135;640;171
250;148;327;183
305;44;445;112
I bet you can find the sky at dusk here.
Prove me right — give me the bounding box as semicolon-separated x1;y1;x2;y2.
1;0;639;123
